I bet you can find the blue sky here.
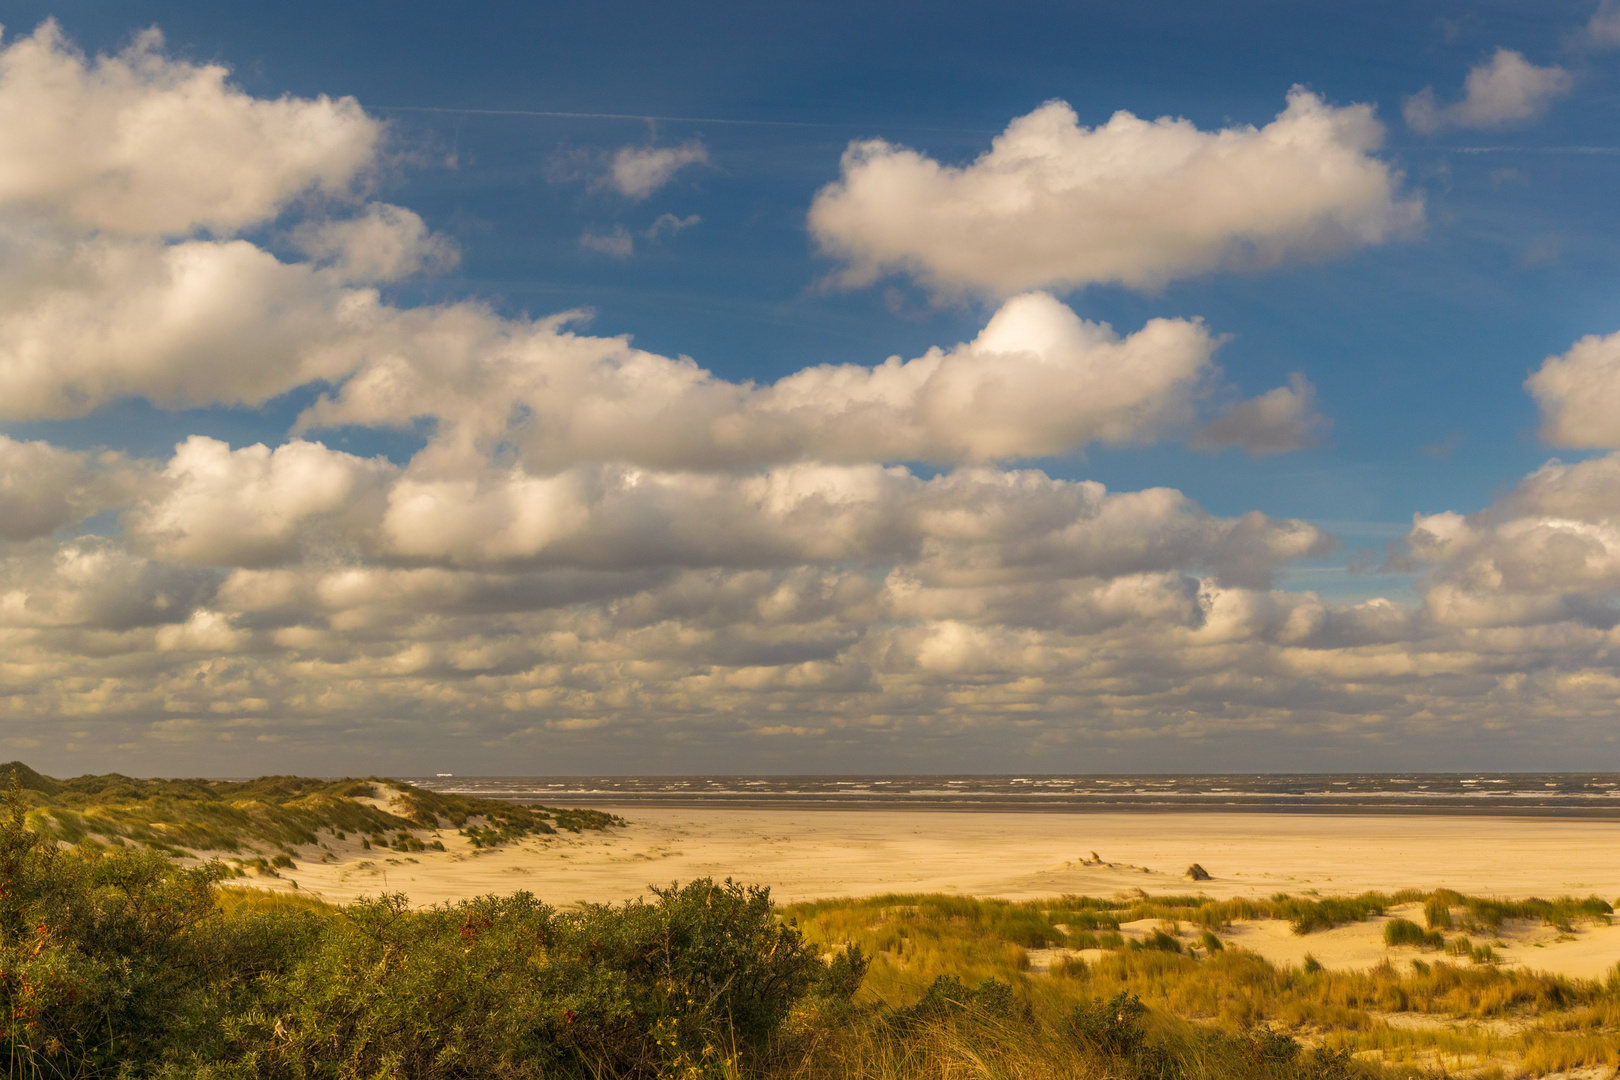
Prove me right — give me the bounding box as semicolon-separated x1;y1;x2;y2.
19;3;1620;523
4;2;1620;774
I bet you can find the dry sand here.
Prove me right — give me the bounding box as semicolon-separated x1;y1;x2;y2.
234;806;1620;980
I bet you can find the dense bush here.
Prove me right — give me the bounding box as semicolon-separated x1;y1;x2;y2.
223;879;825;1079
1069;990;1150;1056
0;780;848;1080
0;783;254;1075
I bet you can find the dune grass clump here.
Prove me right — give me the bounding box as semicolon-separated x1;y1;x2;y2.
1277;892;1416;935
1129;927;1183;953
1423;893;1454;930
1383;917;1445;950
1444;936;1498;964
1448;893;1613;934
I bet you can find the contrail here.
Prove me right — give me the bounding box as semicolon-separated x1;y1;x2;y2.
369;104;994;134
1453;145;1620;155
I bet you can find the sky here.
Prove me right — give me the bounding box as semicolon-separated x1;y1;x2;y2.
4;1;1620;775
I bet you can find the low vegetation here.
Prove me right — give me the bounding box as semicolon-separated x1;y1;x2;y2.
0;784;1385;1080
782;892;1620;1077
0;789;830;1078
1;761;622;860
786;889;1612;952
1383;918;1446;949
4;768;1618;1078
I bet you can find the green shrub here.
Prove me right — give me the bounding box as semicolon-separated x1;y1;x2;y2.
899;975;1026;1026
0;779;255;1075
816;944;869;1000
239;877;824;1078
0;773;845;1080
1068;990;1149;1056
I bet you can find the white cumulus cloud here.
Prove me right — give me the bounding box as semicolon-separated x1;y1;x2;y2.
366;461;1330;585
0;436;144;541
298;291;1223;470
0;24;461;421
645;213;700;240
291;203;458;283
608;140;708;200
1526;328;1620;447
125;436;395;567
5;21;1573;771
1404;453;1620;629
807;88;1420;296
0;21;378;236
1404;49;1573;133
0;232;384;419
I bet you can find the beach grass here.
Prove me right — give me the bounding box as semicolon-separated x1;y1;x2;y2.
778;892;1620;1077
5;765;1619;1077
6;828;1617;1077
0;760;623;859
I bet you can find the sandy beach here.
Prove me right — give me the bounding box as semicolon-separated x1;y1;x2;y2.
272;806;1620;906
231;806;1620;980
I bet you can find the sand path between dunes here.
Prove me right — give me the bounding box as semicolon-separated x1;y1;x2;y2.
232;808;1620;979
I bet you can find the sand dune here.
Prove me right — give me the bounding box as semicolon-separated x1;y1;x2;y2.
232;807;1620;980
1023;907;1620;982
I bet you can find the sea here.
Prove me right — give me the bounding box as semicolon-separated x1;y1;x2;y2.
403;773;1620;816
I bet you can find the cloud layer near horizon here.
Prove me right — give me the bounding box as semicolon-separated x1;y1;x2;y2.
2;22;1618;773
